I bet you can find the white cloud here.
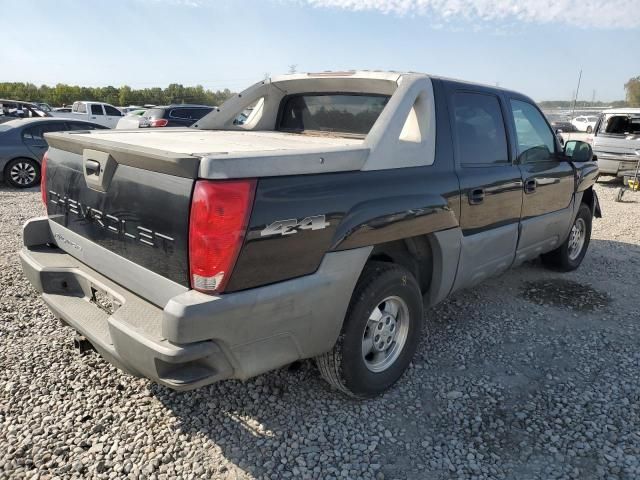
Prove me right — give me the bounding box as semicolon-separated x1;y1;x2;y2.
301;0;640;29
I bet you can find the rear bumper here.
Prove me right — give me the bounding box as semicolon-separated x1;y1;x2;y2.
595;154;639;175
20;217;369;390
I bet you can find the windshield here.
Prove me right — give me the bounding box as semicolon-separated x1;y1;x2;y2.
279;93;390;135
597;114;640;135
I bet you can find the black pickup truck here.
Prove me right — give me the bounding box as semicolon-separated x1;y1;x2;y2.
20;71;600;398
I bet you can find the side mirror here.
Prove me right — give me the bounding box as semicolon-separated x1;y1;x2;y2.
564;140;593;162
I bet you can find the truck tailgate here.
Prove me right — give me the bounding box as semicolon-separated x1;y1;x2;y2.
43;139;195;292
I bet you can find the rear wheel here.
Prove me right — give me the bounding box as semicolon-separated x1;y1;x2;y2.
316;262;423;398
586;125;593;133
5;158;40;188
542;203;592;271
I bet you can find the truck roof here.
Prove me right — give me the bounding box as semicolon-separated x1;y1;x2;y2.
599;108;640;114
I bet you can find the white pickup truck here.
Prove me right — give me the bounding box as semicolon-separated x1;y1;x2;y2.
50;101;123;129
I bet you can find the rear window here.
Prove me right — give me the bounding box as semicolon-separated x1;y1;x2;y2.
169;107;212;120
598;114;640;135
143;108;166;119
278;94;390;135
73;102;86;114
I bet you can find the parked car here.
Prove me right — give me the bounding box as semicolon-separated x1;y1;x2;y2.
0;100;50;124
115;109;147;129
119;105;144;114
32;102;53;113
137;104;214;128
50;101;123;128
20;71;600;397
592;108;640;176
545;114;577;133
0;118;107;188
571;115;599;133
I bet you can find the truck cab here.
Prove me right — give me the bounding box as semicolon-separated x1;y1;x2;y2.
51;101;123;128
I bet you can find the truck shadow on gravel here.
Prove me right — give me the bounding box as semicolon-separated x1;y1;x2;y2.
146;238;640;480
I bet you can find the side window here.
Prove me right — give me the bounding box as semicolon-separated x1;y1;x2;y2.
91;104;104;115
68;122;92;130
452;92;509;166
169;108;191;119
190;108;212;121
22;126;42;141
510;100;555;163
75;103;87;114
104;105;121;116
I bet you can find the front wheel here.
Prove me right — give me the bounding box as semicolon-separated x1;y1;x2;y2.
542;203;592;271
316;262;423;398
5;158;40;188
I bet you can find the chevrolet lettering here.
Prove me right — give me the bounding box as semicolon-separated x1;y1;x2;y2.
48;190;174;250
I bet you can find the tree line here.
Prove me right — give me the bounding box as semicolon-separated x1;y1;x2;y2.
2;75;639;109
0;82;235;107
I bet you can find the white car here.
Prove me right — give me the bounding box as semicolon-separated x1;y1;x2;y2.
571;115;599;133
115;109;147;129
50;101;123;128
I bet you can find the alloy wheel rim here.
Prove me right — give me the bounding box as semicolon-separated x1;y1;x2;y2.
362;295;410;373
10;162;36;186
568;217;586;261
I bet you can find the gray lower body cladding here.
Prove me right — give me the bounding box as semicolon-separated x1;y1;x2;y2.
20;217;371;390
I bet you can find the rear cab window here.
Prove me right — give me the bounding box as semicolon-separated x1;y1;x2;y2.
451;92;509;166
73;102;87;114
597;114;640;136
278;93;390;136
143;108;166;119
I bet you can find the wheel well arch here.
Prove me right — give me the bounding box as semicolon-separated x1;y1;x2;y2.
581;186;594;210
367;235;434;294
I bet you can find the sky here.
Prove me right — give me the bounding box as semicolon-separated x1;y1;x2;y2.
1;0;639;101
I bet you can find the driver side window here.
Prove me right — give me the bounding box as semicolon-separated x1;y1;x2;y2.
510;100;556;163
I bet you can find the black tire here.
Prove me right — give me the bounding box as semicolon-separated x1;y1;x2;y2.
586;126;593;134
316;261;423;398
542;203;592;271
4;158;41;189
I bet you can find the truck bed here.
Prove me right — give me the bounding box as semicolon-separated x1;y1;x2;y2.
65;129;364;155
46;129;370;179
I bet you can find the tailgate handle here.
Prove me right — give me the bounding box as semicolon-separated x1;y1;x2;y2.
85;160;101;176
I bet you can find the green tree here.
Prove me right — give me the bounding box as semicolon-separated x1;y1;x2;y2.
625;76;640;107
0;82;236;107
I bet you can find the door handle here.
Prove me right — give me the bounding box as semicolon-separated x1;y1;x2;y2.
85;160;101;176
524;179;537;194
468;188;485;205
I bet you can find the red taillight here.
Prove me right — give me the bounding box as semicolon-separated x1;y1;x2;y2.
189;179;256;294
41;150;48;207
149;118;168;127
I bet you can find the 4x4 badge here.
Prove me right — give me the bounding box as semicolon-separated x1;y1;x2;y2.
260;215;329;237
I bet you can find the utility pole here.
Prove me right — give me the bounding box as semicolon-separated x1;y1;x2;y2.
570;69;582;119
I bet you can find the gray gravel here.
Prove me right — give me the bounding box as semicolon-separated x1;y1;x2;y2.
1;178;640;480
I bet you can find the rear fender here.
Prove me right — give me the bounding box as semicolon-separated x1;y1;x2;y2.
331;194;458;251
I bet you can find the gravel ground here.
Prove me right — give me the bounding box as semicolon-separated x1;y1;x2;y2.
1;178;639;480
